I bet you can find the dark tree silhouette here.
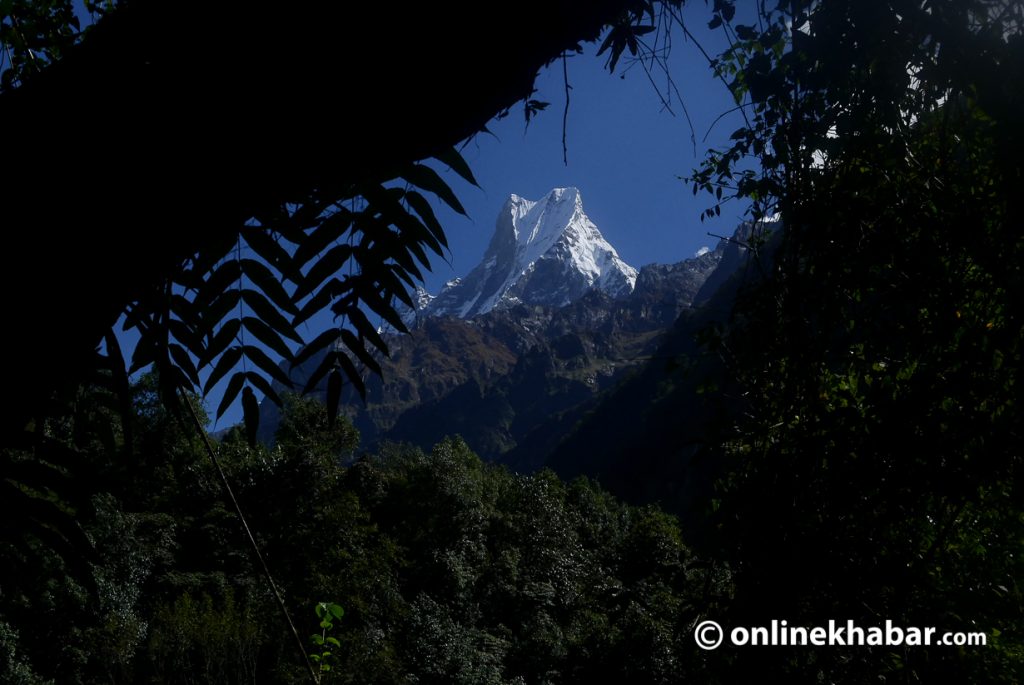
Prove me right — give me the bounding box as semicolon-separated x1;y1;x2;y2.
0;0;647;436
0;1;672;635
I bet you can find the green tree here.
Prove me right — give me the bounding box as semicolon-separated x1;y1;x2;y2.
272;394;360;463
0;3;709;682
685;0;1024;680
0;2;674;615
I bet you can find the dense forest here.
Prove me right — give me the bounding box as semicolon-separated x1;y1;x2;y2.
1;382;731;683
3;0;1024;682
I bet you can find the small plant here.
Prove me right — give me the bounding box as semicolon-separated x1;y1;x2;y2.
310;601;344;677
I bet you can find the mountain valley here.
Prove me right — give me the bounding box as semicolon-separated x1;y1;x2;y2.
260;187;767;495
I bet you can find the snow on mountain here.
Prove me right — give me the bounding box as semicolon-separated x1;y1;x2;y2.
397;285;436;327
422;187;638;320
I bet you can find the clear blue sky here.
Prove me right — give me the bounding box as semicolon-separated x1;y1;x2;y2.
420;6;750;296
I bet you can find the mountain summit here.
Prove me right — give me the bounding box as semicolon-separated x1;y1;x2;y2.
410;187;638;321
260;213;767;454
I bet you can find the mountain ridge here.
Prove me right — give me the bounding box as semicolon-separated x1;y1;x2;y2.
404;187;638;322
258;190;768;471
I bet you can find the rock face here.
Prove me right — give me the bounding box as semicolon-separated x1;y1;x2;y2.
410;187;638;321
259;190;766;465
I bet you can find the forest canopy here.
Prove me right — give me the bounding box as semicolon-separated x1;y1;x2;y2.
2;0;1024;682
1;384;730;683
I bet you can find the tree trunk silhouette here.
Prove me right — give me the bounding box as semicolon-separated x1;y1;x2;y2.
0;0;631;433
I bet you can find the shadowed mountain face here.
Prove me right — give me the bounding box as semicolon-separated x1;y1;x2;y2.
259;192;765;475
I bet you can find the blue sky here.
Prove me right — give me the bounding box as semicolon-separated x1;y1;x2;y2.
420;8;749;296
214;7;749;429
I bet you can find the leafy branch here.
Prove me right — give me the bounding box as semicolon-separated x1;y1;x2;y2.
118;149;478;444
310;601;344;678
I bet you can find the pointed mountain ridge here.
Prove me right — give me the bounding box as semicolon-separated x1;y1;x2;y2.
409;187;638;321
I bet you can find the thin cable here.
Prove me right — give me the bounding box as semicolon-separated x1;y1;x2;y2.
179;387;320;684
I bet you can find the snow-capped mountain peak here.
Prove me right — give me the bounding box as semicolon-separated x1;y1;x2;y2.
421;188;638;319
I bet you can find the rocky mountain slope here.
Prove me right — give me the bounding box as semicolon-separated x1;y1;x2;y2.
259;189;763;466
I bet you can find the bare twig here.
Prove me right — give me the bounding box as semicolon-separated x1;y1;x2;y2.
562;52;571;166
665;5;753;130
707;230;749;248
702;103;752;142
635;37;697;156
